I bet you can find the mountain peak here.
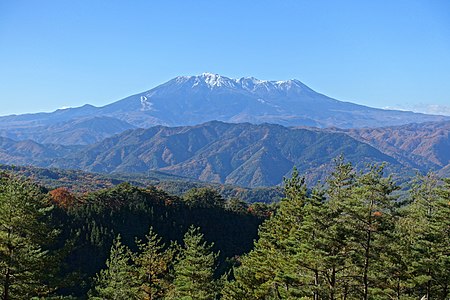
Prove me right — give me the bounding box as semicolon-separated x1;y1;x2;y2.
2;73;448;135
200;72;221;78
172;73;308;92
199;72;234;88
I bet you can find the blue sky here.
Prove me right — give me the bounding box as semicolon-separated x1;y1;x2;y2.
1;0;450;116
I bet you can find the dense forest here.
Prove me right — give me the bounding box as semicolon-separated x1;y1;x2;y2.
0;164;283;204
0;158;449;299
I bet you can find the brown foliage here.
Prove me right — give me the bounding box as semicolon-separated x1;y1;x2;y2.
49;187;77;208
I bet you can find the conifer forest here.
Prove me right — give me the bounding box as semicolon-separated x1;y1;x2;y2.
0;158;449;299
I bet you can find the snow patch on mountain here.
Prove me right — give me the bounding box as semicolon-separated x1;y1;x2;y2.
1;73;449;133
140;96;153;111
176;73;307;94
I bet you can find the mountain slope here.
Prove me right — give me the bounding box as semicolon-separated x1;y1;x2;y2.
341;121;450;170
0;136;81;166
51;121;406;187
93;73;450;128
0;116;135;145
1;120;447;187
1;74;448;147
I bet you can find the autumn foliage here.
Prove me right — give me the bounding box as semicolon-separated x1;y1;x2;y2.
49;187;77;208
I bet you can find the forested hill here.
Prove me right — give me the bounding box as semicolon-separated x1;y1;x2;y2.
1;160;449;299
340;120;450;174
2;121;450;187
0;164;283;203
51;121;405;186
0;172;268;298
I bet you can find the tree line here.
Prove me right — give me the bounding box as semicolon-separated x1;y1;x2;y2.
224;159;449;299
0;173;265;299
0;157;449;299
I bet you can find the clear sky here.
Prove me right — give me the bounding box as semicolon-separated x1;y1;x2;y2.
1;0;450;116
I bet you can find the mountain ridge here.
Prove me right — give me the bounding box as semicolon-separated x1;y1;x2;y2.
0;120;448;187
0;74;448;187
1;73;448;146
47;121;407;187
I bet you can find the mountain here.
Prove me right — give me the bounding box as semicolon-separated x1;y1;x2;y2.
49;121;406;187
339;120;450;171
1;120;448;187
438;164;450;178
104;73;447;128
0;136;81;166
1;74;448;146
0;116;135;145
0;73;447;187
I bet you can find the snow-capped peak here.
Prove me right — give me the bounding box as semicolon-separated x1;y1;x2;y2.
201;72;226;86
170;73;309;93
201;72;220;78
191;73;237;89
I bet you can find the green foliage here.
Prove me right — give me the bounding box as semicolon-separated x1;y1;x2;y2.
340;164;399;299
223;168;310;299
224;161;449;300
183;187;226;208
225;198;248;214
2;157;450;299
89;235;140;300
1;164;283;204
396;173;450;299
0;173;58;299
134;227;175;299
55;182;262;297
169;226;219;300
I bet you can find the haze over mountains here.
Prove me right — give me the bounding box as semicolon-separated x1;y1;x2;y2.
0;73;449;186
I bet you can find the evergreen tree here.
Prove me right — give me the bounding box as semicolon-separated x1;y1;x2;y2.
225;198;248;214
0;173;57;299
169;226;218;300
133;227;174;300
223;161;409;300
183;188;226;208
400;173;450;299
285;184;326;300
320;157;357;299
339;164;399;299
89;235;139;300
223;169;310;299
435;178;450;299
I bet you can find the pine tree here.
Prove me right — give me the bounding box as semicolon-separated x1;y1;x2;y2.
0;173;57;299
286;185;327;300
435;178;450;299
320;157;357;300
169;226;218;300
133;227;174;300
400;173;450;299
223;169;310;299
223;161;407;300
339;164;399;300
89;235;139;300
183;188;225;208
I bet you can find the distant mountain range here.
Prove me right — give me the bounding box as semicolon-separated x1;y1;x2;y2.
339;121;450;171
0;116;135;146
0;73;448;187
1;73;449;146
50;121;406;186
0;121;449;187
